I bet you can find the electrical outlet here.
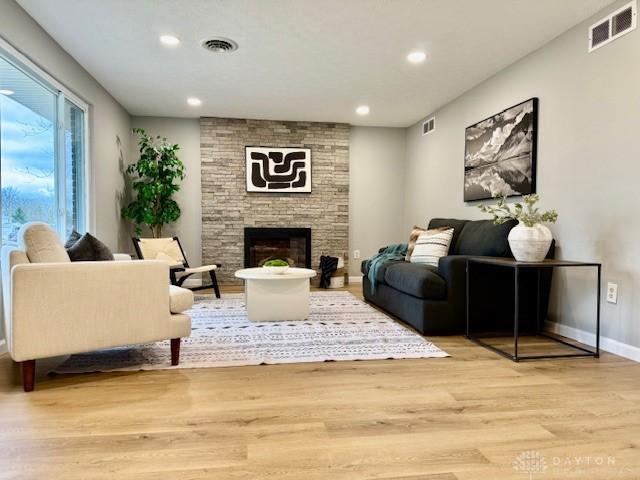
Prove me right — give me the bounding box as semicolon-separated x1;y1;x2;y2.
606;282;618;304
353;250;361;260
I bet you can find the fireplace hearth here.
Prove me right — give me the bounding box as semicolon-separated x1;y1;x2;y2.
244;228;312;269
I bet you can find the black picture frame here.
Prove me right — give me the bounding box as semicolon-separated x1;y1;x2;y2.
464;97;538;202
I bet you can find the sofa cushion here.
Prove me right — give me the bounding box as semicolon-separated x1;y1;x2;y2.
383;262;446;300
454;219;517;257
360;258;403;283
427;219;468;254
18;222;70;263
169;285;194;314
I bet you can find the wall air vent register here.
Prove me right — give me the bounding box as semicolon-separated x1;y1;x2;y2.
422;117;435;136
589;1;636;52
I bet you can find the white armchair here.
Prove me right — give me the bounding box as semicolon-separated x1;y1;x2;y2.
1;223;193;392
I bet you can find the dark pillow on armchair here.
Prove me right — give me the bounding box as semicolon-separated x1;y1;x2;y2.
64;230;82;249
454;219;517;257
66;232;114;261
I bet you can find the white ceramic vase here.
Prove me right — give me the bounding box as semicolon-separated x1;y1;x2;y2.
508;222;553;262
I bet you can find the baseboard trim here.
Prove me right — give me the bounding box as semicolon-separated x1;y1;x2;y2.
545;320;640;363
348;276;362;284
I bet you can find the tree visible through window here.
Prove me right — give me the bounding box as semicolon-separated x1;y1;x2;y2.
0;50;86;244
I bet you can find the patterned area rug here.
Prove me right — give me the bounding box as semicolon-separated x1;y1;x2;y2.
53;291;448;373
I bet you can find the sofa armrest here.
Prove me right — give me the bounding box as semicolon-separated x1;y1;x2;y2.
8;260;184;361
437;255;475;290
436;255;478;330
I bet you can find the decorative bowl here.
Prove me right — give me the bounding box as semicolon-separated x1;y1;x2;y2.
262;265;290;275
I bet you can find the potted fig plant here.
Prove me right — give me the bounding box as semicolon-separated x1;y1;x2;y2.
122;128;186;237
479;194;558;262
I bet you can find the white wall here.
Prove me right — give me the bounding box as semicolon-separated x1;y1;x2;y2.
129;117;202;266
404;0;640;353
349;126;406;276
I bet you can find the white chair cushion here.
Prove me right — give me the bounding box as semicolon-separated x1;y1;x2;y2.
156;251;184;267
138;238;185;264
18;222;70;263
169;285;194;314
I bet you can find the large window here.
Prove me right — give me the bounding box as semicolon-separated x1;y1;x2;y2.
0;44;88;245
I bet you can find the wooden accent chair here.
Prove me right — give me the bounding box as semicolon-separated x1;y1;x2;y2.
132;237;222;298
1;223;193;392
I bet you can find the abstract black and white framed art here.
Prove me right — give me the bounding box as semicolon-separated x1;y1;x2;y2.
464;97;538;202
245;146;312;193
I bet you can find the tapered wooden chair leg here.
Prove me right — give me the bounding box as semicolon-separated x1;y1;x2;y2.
171;338;181;366
22;360;35;392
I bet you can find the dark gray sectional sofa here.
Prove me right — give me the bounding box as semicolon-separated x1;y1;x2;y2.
362;218;554;335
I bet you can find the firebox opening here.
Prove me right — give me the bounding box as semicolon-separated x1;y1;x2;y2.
244;228;312;269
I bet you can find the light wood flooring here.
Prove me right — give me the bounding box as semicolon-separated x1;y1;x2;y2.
1;283;639;479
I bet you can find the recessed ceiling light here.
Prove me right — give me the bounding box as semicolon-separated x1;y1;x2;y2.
407;51;427;64
356;105;370;115
187;97;202;107
160;35;180;47
0;89;15;96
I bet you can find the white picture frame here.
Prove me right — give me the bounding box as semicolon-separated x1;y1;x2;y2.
245;146;312;193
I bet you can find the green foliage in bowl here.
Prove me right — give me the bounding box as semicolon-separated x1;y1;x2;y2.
263;259;289;267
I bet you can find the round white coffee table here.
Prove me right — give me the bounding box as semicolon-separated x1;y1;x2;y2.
234;267;317;322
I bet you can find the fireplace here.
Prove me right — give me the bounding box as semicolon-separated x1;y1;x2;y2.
244;228;312;268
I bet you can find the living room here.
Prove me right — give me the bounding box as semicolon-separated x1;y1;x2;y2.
1;0;639;478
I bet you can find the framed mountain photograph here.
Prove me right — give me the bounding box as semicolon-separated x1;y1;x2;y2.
464;98;538;202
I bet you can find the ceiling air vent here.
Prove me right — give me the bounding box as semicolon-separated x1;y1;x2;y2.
201;37;238;53
422;117;435;136
589;1;637;52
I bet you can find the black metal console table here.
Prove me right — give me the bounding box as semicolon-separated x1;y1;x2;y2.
466;257;601;362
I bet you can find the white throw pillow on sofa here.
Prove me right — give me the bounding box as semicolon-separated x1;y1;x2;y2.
409;228;454;267
18;222;70;263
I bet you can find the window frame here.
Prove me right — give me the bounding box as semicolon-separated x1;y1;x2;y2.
0;36;92;240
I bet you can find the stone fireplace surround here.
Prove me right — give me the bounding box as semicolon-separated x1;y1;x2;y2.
201;118;349;284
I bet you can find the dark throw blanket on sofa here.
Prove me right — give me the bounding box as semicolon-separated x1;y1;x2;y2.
364;243;408;294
